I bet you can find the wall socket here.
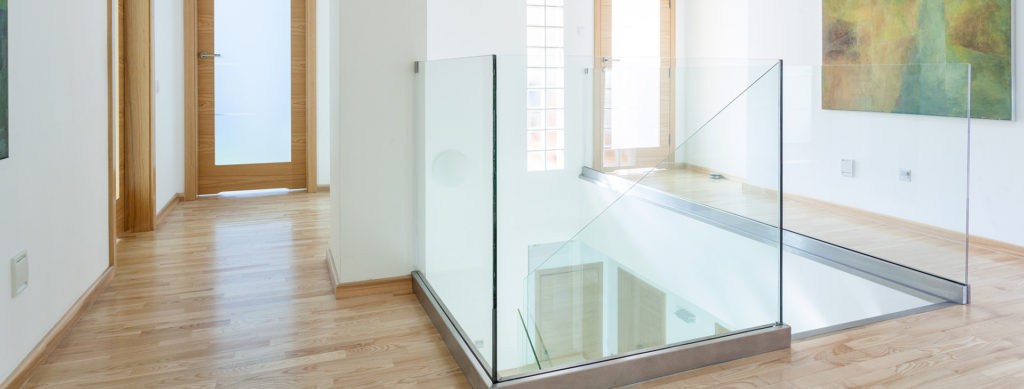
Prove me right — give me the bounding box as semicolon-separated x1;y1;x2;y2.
900;169;913;182
840;159;855;177
11;250;28;297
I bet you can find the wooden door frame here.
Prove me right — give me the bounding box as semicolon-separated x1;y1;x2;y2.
592;0;676;171
107;0;156;235
183;0;317;201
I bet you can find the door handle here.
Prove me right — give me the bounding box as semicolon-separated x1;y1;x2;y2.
199;52;221;59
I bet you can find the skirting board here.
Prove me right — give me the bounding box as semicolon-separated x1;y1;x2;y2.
316;184;329;192
155;193;183;228
325;249;412;299
1;266;116;388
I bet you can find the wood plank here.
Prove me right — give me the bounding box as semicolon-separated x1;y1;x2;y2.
2;267;116;389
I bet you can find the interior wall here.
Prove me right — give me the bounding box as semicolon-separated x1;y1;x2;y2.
0;0;110;380
330;0;426;283
154;0;185;209
681;0;1019;244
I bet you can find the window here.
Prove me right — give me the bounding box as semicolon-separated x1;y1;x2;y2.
526;0;565;171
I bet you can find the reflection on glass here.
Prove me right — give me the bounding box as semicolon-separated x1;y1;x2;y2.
214;0;292;166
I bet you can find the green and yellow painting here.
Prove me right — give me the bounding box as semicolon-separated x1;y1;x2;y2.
0;0;7;160
823;0;1013;120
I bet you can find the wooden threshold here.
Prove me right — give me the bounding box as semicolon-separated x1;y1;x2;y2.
1;267;116;388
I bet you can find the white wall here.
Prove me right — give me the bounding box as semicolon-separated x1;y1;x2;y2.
154;0;185;208
330;0;426;283
682;0;1023;248
0;0;110;380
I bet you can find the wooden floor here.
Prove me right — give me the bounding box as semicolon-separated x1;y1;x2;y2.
21;189;1024;388
624;167;970;282
23;191;468;388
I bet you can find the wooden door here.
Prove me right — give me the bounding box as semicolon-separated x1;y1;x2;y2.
593;0;675;172
195;0;308;195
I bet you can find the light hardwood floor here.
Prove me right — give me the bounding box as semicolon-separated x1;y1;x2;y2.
22;191;468;388
21;189;1024;388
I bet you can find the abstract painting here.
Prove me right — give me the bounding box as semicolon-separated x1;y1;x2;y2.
0;0;7;159
823;0;1013;120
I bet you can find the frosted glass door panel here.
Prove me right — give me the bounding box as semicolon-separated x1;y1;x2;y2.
214;0;292;166
608;0;661;149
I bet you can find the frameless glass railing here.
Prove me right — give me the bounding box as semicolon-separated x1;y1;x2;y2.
783;63;971;285
417;55;786;382
507;60;783;377
415;55;970;384
416;55;498;374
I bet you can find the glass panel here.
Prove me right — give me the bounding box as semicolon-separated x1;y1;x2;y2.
784;63;971;284
417;54;969;383
213;0;292;166
508;60;784;377
419;56;496;375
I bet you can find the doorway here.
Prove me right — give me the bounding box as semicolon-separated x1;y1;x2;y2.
185;0;317;197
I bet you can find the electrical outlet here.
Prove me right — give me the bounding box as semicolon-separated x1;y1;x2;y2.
11;250;28;297
900;169;912;182
841;159;855;177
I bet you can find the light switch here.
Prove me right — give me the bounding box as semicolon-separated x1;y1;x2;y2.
841;159;855;177
11;250;28;297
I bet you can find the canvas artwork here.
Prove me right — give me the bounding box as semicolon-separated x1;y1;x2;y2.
0;0;7;160
823;0;1013;120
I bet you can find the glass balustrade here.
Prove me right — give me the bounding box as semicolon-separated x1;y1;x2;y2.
415;56;970;384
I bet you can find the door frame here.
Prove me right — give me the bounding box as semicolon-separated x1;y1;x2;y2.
182;0;318;200
108;0;156;236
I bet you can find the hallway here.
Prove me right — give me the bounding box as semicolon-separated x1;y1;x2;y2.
23;192;468;388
